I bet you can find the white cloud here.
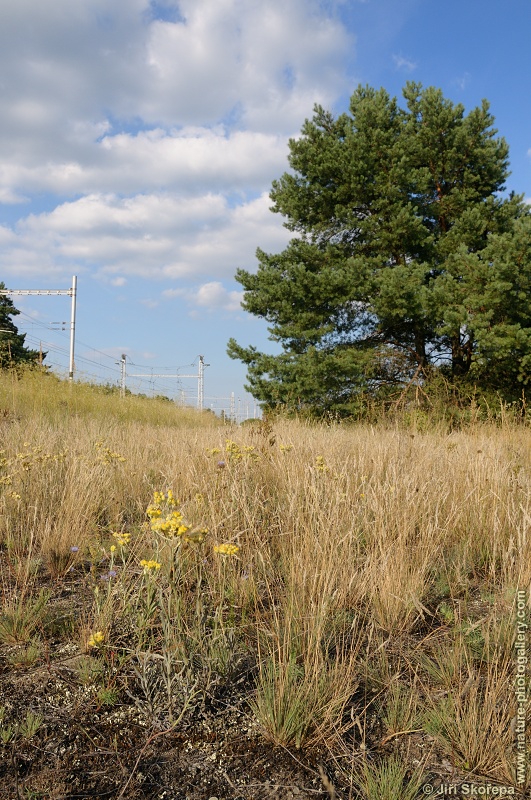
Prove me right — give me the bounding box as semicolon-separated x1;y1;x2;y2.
393;53;417;72
196;282;244;312
164;281;244;313
0;0;352;309
141;0;351;131
140;298;159;309
0;0;353;198
0;188;29;205
0;192;292;282
0;226;17;245
0;127;290;197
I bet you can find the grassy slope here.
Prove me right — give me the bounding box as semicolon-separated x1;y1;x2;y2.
0;371;529;798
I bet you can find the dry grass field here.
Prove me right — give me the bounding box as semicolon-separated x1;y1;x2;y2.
0;370;529;799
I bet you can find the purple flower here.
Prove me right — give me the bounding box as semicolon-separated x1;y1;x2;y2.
70;546;80;553
99;573;110;582
108;569;117;578
217;460;226;468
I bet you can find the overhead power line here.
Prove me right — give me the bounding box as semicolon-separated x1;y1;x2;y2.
0;276;77;380
10;286;258;419
124;354;209;410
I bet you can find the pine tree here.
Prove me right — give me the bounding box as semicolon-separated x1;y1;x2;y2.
228;83;531;415
0;283;42;369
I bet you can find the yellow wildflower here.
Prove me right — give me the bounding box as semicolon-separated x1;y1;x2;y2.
315;455;329;472
150;510;188;538
96;443;126;464
88;631;105;648
148;490;207;543
213;543;239;556
112;531;131;547
225;440;243;460
140;559;162;572
182;528;208;544
146;504;162;518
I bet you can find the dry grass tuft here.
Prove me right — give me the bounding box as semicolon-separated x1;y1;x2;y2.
1;371;530;796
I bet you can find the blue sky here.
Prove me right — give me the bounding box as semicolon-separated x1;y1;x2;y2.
1;0;530;417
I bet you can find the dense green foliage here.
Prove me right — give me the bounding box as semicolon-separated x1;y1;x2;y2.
0;283;42;369
228;83;531;415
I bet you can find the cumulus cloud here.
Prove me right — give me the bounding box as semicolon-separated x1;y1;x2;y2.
1;127;290;197
164;281;244;313
0;0;352;193
0;0;353;299
142;0;351;131
0;192;292;282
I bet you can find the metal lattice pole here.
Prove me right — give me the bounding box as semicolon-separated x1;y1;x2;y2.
68;275;77;380
127;355;209;409
198;355;204;411
0;276;78;380
120;354;127;398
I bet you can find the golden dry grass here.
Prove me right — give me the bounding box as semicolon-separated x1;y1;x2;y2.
0;370;530;796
